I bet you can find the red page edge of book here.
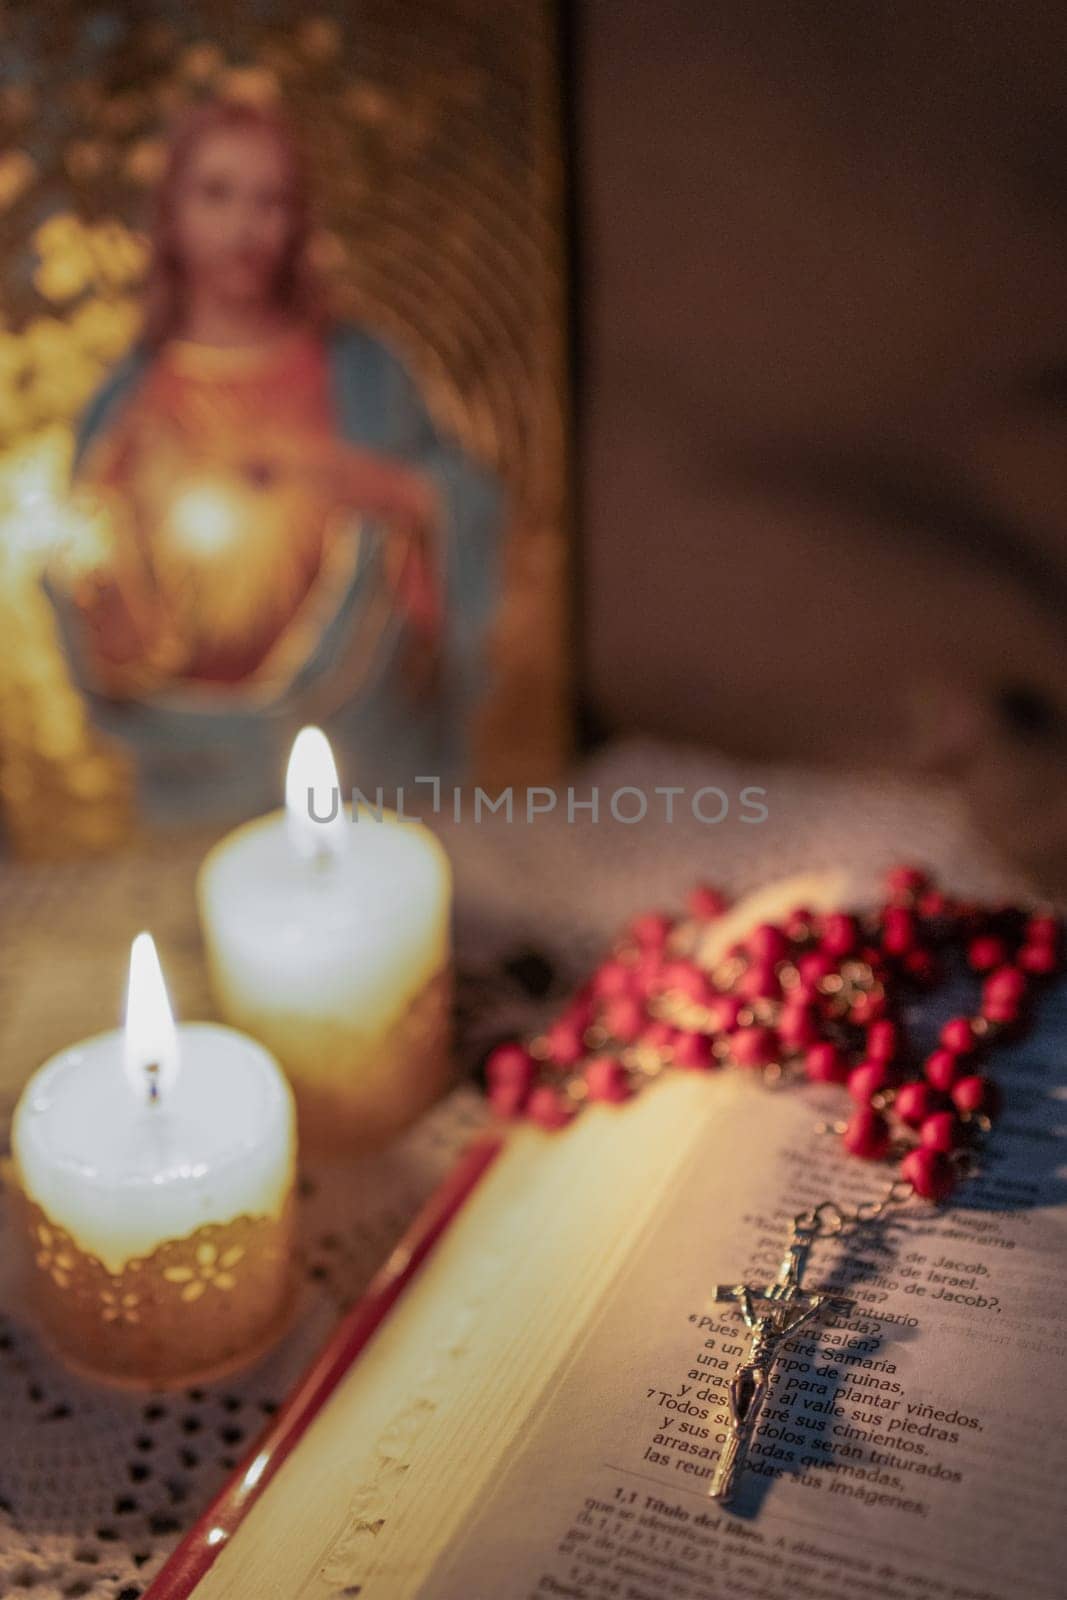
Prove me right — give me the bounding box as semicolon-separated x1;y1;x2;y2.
145;1124;508;1600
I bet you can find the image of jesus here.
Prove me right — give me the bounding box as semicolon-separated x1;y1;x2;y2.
51;95;505;821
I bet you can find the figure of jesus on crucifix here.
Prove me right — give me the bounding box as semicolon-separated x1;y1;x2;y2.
707;1221;850;1505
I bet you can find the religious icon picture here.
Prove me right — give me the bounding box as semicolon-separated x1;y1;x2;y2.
0;5;569;835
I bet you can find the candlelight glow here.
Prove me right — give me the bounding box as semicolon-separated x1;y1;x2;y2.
285;724;347;864
124;931;180;1101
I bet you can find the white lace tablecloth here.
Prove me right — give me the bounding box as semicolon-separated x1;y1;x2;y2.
0;738;1034;1598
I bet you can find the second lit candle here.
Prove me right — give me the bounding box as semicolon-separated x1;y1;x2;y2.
196;727;454;1153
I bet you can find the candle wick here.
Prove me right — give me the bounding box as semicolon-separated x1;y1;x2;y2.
146;1061;161;1105
310;839;338;875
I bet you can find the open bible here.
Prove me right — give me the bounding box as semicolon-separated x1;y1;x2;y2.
149;875;1067;1600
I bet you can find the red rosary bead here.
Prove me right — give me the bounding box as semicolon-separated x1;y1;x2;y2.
916;888;952;919
881;907;919;956
900;1146;956;1202
737;960;783;1002
919;1110;964;1153
488;1079;528;1117
527;1084;577;1129
584;1057;632;1104
982;998;1024;1028
847;1060;896;1103
1018;942;1059;977
1025;913;1061;946
777;1000;821;1049
687;884;729;919
939;1016;978;1055
901;947;942;986
705;993;744;1032
894;1081;941;1127
566;990;596;1032
981;967;1027;1012
799;1043;851;1081
884;865;930;901
602;995;646;1045
672;1031;717;1070
592;959;639;1000
631;951;666;997
797;950;838;985
804;1041;849;1084
654;962;716;1004
848;989;890;1025
784;906;814;942
865;1019;900;1062
951;1074;1002;1119
820;913;860;958
924;1049;963;1091
967;935;1008;973
842;1107;891;1159
545;1016;587;1068
728;1025;779;1068
486;1042;537;1116
746;923;791;964
640;1019;678;1051
487;1040;535;1082
629;911;673;950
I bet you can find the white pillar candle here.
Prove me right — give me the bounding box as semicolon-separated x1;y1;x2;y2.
196;727;454;1153
9;934;297;1388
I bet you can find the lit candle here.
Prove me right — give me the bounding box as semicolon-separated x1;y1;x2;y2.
9;934;296;1388
196;726;453;1153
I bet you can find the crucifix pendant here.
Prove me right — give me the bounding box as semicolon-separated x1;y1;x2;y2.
707;1220;851;1505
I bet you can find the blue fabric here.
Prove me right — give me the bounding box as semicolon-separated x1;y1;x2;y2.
54;322;507;824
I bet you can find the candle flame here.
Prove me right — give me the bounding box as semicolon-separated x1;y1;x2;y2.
285;724;347;864
124;932;180;1103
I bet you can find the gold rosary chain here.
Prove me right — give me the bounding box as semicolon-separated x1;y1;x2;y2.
791;1178;917;1240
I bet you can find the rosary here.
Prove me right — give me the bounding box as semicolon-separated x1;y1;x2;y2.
484;866;1061;1506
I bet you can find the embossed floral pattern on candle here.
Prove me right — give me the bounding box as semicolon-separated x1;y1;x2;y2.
163;1241;245;1300
14;1190;296;1389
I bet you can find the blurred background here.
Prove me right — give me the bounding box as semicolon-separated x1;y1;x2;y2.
575;0;1067;893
